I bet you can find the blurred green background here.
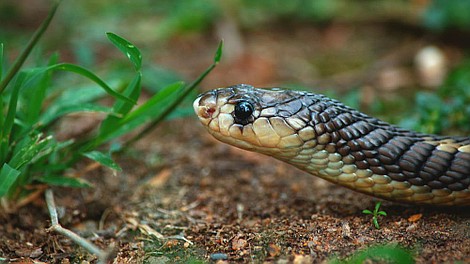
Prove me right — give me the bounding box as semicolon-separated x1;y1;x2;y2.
1;0;470;135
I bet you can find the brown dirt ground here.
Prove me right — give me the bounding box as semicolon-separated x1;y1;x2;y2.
1;119;469;263
1;19;470;264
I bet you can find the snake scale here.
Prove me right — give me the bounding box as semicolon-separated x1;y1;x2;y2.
193;84;470;206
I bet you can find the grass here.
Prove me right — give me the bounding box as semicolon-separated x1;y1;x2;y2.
0;1;223;204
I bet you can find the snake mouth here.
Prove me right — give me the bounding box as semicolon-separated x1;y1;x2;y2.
193;94;218;125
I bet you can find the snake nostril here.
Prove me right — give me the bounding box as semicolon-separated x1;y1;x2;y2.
197;105;216;119
203;106;216;118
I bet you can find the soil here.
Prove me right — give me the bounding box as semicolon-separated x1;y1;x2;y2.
1;118;469;263
1;12;470;264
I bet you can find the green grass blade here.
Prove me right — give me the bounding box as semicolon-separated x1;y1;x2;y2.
82;151;122;171
44;84;107;112
0;95;4;163
0;43;3;80
0;73;26;161
0;0;61;94
122;81;184;124
126;40;223;145
214;40;223;64
0;163;21;197
24;54;57;126
99;74;142;136
94;81;183;146
3;74;25;137
39;103;119;127
38;176;92;188
47;63;136;105
9;134;53;170
106;32;142;71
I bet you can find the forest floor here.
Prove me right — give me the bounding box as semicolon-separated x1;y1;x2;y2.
1;22;469;263
1;118;469;263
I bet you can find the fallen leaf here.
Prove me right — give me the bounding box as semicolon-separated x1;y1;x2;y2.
408;213;423;222
231;237;247;250
267;243;281;257
147;168;172;187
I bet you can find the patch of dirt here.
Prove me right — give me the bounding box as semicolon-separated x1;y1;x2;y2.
129;119;470;263
1;119;469;263
1;20;469;263
0;118;470;263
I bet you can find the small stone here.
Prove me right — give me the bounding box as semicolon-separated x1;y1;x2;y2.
210;253;228;261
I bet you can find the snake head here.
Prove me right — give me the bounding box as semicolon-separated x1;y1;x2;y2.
193;84;310;157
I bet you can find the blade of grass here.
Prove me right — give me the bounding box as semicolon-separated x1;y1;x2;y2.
98;74;141;136
125;40;223;145
39;176;92;188
0;0;62;94
89;81;184;147
106;32;142;71
0;73;27;161
46;63;136;104
24;54;57;126
39;103;119;127
0;163;21;197
0;43;4;80
97;32;143;140
0;44;3;162
44;84;107;112
9;134;53;170
122;81;184;124
0;95;4;163
82;151;122;171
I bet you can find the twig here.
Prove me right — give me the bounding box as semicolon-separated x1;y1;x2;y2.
45;189;114;263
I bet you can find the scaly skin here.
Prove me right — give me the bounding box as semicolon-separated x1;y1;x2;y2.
193;84;470;206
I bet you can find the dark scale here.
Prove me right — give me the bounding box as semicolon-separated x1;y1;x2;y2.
439;175;457;184
314;123;327;136
339;129;354;141
427;180;444;189
384;164;401;173
378;141;403;161
324;122;337;133
351;122;369;138
296;107;313;123
445;151;470;191
370;165;387;175
276;99;303;117
398;159;419;173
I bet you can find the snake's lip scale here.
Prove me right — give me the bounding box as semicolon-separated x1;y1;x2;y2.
194;84;470;206
193;95;215;126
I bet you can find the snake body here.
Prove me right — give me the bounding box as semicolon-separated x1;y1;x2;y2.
193;84;470;206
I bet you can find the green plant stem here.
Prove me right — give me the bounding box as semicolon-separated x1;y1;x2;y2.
124;54;219;147
0;0;62;94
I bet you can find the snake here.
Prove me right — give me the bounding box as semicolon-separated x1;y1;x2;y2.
193;84;470;206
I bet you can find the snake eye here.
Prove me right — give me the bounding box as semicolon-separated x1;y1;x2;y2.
234;101;254;122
